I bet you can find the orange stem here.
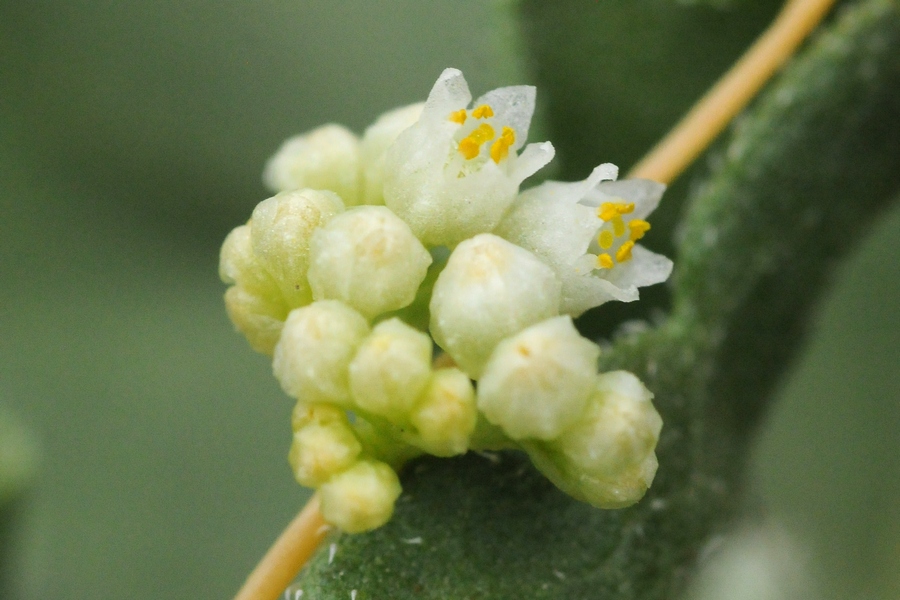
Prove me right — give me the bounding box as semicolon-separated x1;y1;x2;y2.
233;494;329;600
627;0;836;184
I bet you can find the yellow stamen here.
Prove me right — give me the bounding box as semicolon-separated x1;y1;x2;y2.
628;219;651;241
612;215;626;237
448;109;468;125
471;104;495;119
458;123;496;159
598;201;634;221
598;203;618;222
596;253;614;269
598;230;614;250
490;126;515;163
616;241;635;263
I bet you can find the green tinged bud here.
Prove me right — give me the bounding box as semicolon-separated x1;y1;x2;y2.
477;316;600;440
429;234;561;378
349;318;433;423
263;124;362;205
288;405;361;487
273;301;370;406
406;368;477;457
526;371;662;509
318;460;402;534
308;206;432;319
251;189;345;308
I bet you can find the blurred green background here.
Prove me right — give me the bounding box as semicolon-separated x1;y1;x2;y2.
0;1;896;598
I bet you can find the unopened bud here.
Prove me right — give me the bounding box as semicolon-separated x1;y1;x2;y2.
348;318;432;422
251;189;344;308
318;460;402;533
308;206;432;319
263;124;361;204
477;316;599;440
429;234;561;378
272;301;370;406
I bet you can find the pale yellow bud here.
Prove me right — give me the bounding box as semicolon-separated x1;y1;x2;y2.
348;318;432;422
272;301;370;406
477;316;600;440
288;406;361;487
308;206;432;319
406;368;477;457
318;460;402;533
263;124;361;205
251;189;344;308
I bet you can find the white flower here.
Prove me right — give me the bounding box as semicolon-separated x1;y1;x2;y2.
496;164;673;316
382;68;555;246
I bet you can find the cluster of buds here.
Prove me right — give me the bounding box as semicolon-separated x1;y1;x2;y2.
220;69;670;533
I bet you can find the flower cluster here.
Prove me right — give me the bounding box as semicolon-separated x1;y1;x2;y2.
220;68;671;533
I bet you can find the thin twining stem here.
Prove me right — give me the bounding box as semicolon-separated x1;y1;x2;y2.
233;494;329;600
627;0;837;185
231;2;836;599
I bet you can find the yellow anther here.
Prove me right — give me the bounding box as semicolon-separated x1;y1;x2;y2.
598;230;614;250
628;219;651;241
471;104;495;119
448;109;468;125
490;126;516;163
458;138;481;159
596;253;614;269
599;201;635;221
616;240;635;263
598;203;618;222
612;215;626;237
458;123;496;159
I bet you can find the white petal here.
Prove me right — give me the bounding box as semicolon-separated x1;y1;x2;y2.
510;141;556;184
472;85;536;148
603;244;674;290
585;178;666;220
420;68;472;124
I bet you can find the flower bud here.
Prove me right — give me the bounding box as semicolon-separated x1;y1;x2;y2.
219;223;282;298
251;189;345;308
429;234;561;378
348;318;432;423
223;285;289;355
526;371;662;509
360;103;424;205
288;405;361;487
406;368;477;457
263;124;361;204
307;206;432;319
477;316;600;440
272;301;370;406
318;459;402;533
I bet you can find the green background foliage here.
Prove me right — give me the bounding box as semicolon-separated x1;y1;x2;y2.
0;1;897;598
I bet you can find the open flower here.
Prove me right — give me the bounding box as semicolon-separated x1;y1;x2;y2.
496;164;673;316
382;68;555;247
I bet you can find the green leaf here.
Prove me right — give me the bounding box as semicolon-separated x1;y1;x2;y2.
294;1;900;597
